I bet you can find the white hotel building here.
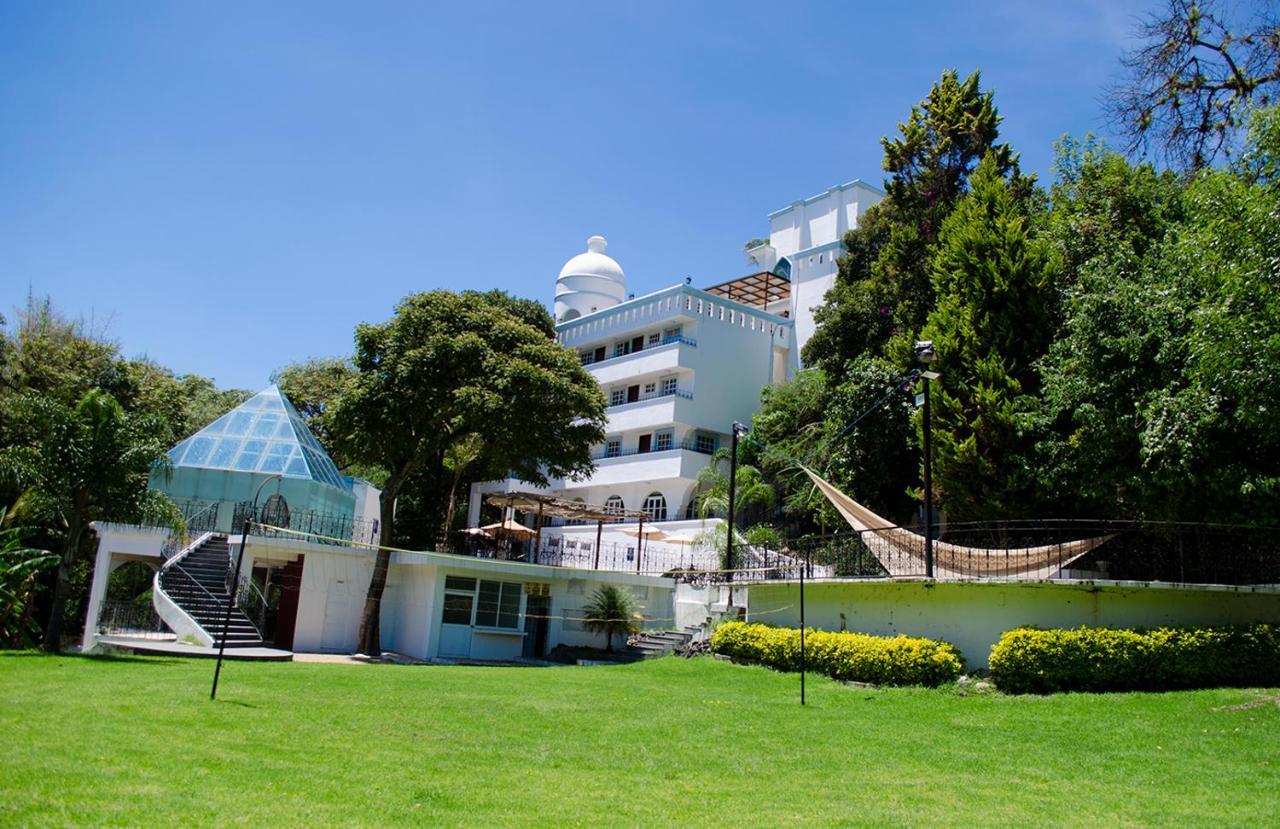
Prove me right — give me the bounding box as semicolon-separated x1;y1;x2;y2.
468;179;882;558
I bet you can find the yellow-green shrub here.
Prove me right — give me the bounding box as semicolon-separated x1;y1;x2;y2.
709;621;963;686
989;624;1280;694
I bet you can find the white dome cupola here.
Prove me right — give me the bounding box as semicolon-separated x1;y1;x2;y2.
554;235;627;323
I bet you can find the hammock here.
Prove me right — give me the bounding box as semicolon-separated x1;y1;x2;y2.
799;465;1113;580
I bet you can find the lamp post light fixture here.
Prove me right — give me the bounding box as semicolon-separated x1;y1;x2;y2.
914;341;938;579
724;421;749;588
211;472;282;700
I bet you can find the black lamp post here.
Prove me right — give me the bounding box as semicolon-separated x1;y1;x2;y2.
724;421;748;584
915;341;939;579
211;472;282;700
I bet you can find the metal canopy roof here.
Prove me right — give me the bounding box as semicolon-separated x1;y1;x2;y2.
702;270;791;309
483;491;647;522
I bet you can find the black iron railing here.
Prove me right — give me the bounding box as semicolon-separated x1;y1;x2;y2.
96;599;170;639
232;501;380;547
439;520;1280;587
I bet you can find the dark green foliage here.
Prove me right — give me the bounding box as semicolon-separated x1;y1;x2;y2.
0;390;173;650
710;621;963;686
806;70;1027;374
989;624;1280;694
916;154;1060;519
749;360;917;530
0;510;56;648
1030;118;1280;524
580;585;640;652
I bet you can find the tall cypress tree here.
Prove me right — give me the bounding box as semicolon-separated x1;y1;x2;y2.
806;69;1025;375
918;154;1059;520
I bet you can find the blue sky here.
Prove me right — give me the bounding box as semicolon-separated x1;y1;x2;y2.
1;0;1153;390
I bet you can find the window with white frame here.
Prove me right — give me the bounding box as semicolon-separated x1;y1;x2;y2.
642;492;667;521
605;495;625;522
643;382;656;395
661;376;678;396
613;341;631;358
609;388;626;406
604;438;621;458
664;325;682;341
654;430;673;451
647;332;661;346
694;433;716;454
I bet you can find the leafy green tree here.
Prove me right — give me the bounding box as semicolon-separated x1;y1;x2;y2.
748;358;917;531
1031;110;1280;523
272;357;359;468
580;585;640;652
0;509;56;648
806;70;1026;373
331;290;606;655
1108;0;1280;170
0;391;173;651
917;154;1060;520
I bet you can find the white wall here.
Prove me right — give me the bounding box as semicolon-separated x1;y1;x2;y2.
746;580;1280;669
291;548;375;653
767;179;882;358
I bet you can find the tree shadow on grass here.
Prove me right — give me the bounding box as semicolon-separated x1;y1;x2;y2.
0;650;187;667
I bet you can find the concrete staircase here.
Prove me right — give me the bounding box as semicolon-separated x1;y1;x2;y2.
623;626;701;660
157;535;264;648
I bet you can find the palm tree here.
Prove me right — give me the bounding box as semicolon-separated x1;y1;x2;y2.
441;432;484;545
0;508;56;648
694;448;776;519
0;390;171;651
581;585;640;652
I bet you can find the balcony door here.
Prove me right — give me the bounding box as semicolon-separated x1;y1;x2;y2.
627;385;640;403
637;434;651;454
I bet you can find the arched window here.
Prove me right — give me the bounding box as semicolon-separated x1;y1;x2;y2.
604;495;625;523
774;257;791;280
642;492;667;522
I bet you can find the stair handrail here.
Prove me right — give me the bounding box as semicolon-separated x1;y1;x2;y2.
220;541;271;638
151;531;217;647
233;571;270;638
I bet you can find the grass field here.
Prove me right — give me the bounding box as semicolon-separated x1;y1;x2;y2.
1;652;1277;827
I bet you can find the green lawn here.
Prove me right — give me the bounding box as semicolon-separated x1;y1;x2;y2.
1;653;1277;827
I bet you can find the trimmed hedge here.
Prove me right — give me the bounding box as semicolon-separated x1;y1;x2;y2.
709;621;963;687
989;624;1280;694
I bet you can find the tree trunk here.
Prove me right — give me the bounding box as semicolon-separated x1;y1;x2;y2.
356;486;399;656
41;515;85;653
441;470;462;549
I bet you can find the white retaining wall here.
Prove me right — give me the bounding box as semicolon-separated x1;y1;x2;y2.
745;579;1280;669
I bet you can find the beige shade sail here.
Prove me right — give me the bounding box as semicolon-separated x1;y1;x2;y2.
799;465;1113;579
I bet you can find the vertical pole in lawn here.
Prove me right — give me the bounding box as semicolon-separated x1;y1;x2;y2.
212;517;251;700
799;557;806;706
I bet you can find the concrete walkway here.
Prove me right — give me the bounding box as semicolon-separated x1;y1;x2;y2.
95;635;293;661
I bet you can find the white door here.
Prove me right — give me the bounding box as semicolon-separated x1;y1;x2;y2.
321;580;351;652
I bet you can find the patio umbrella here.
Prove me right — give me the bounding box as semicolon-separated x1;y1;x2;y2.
618;525;668;541
480;519;536;539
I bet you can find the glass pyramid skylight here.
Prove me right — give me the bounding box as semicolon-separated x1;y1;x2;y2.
166;385;349;490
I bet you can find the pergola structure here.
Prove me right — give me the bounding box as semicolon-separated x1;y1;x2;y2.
702;270;791;309
482;491;654;572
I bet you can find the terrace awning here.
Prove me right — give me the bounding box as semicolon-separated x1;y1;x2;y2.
482;491;647;522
